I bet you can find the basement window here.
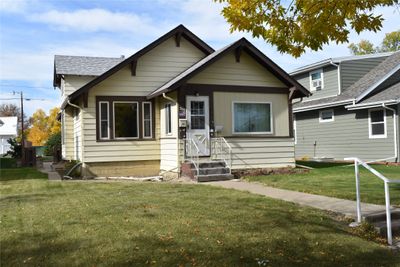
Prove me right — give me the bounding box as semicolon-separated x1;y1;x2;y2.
369;108;386;139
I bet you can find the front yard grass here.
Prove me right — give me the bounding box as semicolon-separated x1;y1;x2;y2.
1;168;399;266
245;161;400;206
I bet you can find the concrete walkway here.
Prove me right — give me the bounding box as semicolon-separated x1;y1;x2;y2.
39;162;62;181
205;180;398;218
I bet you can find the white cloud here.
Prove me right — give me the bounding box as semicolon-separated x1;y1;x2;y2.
29;8;162;34
0;0;29;13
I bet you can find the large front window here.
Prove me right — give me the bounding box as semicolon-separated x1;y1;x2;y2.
96;97;153;140
233;102;272;134
113;102;139;139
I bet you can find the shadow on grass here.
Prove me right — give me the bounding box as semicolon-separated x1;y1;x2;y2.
0;168;47;182
297;161;350;169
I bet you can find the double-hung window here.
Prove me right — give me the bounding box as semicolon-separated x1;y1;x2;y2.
369;108;386;138
310;69;323;91
142;102;152;138
165;103;172;135
233;102;272;134
99;101;110;139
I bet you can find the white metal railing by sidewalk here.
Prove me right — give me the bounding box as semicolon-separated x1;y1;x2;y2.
345;157;400;245
185;138;200;176
211;137;232;174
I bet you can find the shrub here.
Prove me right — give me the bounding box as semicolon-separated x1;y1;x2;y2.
0;157;17;168
5;138;21;159
44;132;61;156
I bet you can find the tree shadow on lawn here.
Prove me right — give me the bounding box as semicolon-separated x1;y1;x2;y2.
0;168;47;182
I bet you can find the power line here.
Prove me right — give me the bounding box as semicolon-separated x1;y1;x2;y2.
0;84;54;89
0;98;50;101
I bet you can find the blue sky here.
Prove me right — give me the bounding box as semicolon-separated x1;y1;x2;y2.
0;0;399;117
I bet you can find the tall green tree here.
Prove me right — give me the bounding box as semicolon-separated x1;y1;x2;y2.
348;29;400;55
215;0;398;57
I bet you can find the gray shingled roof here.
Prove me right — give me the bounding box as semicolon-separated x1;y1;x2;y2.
54;55;124;76
294;51;400;110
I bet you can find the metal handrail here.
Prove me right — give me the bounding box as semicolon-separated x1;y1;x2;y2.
211;137;232;174
185;138;200;176
345;157;400;246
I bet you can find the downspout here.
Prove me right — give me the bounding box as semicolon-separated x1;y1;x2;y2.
67;100;86;175
329;60;341;95
162;93;180;177
382;103;398;163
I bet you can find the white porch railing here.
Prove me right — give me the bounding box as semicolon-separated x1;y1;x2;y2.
185;138;200;176
211;137;232;174
345;157;400;245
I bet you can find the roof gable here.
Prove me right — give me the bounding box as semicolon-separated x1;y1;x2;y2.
62;24;214;106
147;38;310;99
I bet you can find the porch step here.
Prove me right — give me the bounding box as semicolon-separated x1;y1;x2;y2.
196;174;234;182
364;210;400;223
372;219;400;237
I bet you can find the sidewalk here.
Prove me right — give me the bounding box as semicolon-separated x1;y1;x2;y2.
205;180;398;218
39;161;62;181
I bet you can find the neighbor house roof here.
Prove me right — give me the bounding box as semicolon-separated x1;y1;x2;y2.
147;37;311;99
62;24;214;108
293;51;400;112
0;116;18;136
289;51;394;76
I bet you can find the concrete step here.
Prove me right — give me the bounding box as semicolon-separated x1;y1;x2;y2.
191;167;230;175
372;219;400;237
196;174;234;182
198;161;226;169
364;210;400;223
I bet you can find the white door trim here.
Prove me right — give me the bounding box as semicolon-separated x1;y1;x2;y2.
186;96;210;156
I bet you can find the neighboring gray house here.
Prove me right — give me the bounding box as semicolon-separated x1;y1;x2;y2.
291;52;400;162
0;116;18;155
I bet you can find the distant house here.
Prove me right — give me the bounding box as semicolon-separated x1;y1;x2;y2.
53;25;310;180
291;52;400;162
0;116;18;155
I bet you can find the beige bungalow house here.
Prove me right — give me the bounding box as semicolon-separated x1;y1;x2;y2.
54;25;310;181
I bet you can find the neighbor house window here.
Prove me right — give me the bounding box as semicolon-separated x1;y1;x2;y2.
142;102;152;138
319;109;334;123
165;103;172;135
233;102;272;134
99;101;110;139
309;69;324;91
113;102;139;139
369;108;386;138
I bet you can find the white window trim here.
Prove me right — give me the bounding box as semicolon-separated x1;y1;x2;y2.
319;109;334;123
231;101;273;135
309;68;324;92
368;108;387;139
142;102;152;139
99;101;110;140
113;101;139;140
165;103;172;136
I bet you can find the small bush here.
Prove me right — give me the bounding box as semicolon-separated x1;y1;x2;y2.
5;138;21;159
0;157;17;168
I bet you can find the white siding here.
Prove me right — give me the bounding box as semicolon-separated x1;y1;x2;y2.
188;51;285;87
160;138;179;171
226;138;295;169
62;108;74;160
63;75;95;97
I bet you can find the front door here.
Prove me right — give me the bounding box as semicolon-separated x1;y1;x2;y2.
186;96;210;156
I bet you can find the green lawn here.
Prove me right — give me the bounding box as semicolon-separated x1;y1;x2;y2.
1;168;399;266
245;161;400;206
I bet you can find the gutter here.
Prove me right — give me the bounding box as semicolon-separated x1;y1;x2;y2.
293;99;353;113
345;99;399;110
329;60;341;95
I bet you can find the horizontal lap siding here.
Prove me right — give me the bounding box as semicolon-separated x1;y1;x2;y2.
83;37;206;163
160;138;178;171
188;51;285;87
64;76;95;97
295;106;396;162
73;109;82;160
294;65;338;100
340;57;388;91
62;109;74;160
226;138;295;169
